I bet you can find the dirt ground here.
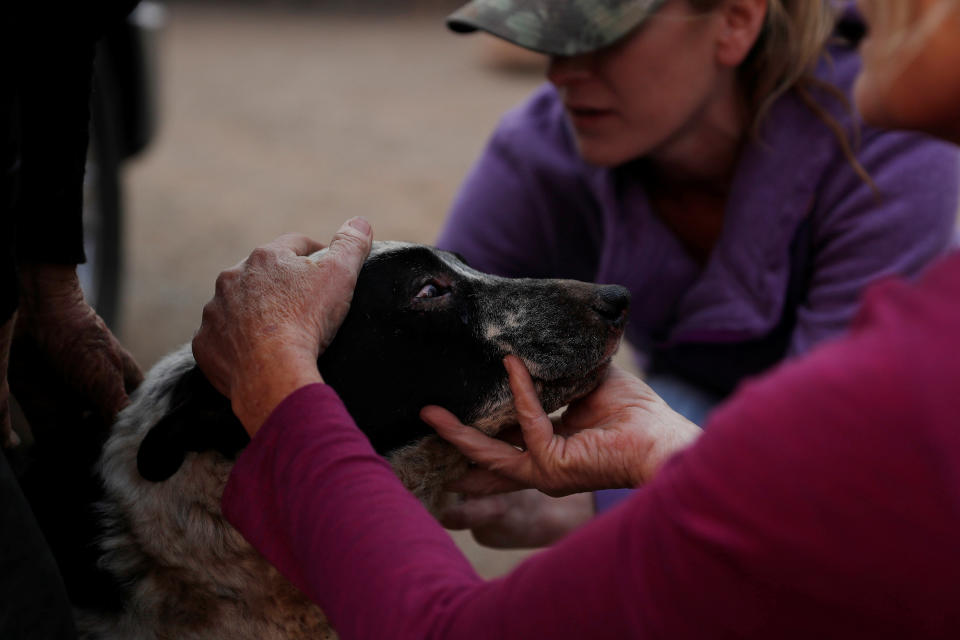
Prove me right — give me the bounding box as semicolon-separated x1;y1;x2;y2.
119;2;552;577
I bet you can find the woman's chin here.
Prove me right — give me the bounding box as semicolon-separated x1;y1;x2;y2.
573;137;641;168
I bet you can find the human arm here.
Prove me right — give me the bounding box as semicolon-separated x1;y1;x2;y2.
11;264;142;427
220;263;958;638
2;1;145;432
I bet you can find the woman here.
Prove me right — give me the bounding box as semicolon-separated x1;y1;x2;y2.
194;0;960;636
436;0;960;545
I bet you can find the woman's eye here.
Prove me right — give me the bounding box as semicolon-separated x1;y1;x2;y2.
415;283;441;299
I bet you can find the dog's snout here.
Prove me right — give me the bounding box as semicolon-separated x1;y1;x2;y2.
591;285;630;326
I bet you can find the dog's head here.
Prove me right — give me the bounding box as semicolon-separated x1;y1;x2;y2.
136;242;628;481
319;242;628;453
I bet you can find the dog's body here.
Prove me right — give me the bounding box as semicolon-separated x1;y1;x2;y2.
77;242;629;639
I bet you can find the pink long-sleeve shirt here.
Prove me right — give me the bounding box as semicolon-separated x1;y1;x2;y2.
222;253;960;639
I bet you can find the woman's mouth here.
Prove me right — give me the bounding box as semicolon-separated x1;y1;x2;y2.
566;105;617;130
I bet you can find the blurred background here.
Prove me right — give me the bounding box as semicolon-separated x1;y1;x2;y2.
97;0;554;578
79;0;960;589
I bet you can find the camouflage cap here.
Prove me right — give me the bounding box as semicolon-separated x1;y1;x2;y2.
447;0;669;57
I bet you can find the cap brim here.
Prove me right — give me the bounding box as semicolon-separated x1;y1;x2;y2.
446;0;667;57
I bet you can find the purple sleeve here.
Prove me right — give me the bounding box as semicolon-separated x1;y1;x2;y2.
221;294;959;640
788;129;959;356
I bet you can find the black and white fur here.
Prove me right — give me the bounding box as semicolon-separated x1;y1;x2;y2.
80;242;629;639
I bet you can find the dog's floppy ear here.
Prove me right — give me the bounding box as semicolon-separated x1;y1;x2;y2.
136;367;250;482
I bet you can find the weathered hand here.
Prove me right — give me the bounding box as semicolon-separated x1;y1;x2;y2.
192;218;373;434
439;489;594;549
422;357;700;497
15;264;143;427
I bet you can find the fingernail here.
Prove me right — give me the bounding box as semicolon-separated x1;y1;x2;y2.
347;217;371;235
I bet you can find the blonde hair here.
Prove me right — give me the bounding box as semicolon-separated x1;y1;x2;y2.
690;0;873;186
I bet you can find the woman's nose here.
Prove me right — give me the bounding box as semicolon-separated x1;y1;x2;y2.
546;54;594;87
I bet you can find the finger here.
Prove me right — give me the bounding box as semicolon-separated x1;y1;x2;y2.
421;405;526;466
446;468;528;496
324;217;373;276
503;355;555;455
265;233;327;257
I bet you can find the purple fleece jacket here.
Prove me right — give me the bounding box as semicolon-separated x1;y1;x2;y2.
436;13;959;394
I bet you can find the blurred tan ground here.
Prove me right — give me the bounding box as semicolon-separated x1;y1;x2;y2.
119;3;558;578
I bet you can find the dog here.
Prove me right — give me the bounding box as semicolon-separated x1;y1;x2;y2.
77;241;629;639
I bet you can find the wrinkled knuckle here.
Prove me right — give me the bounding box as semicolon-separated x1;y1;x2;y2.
247;246;276;267
214;269;238;295
200;300;213;319
285;232;311;247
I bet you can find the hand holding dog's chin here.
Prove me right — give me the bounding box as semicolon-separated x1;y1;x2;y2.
423;357;701;496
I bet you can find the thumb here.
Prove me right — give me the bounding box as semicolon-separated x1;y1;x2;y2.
325;217;373;277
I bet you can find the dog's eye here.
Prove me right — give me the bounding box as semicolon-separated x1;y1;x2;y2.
415;283;445;299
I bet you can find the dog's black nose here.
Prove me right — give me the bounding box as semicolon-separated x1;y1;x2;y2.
591;285;630;326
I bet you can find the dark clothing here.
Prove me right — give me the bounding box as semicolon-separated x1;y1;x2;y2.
0;0;138;323
1;3;138;638
0;452;76;639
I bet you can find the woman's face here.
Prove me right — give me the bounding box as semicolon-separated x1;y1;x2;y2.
855;0;960;142
546;0;737;167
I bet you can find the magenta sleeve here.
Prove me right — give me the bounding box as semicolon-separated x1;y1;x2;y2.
221;265;960;640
